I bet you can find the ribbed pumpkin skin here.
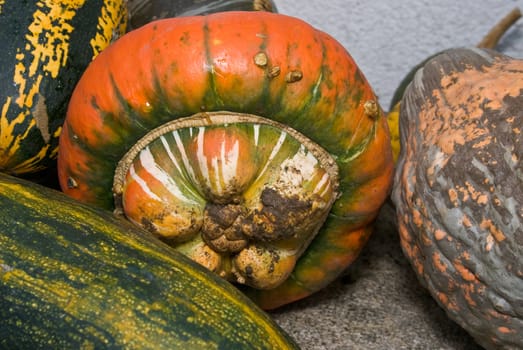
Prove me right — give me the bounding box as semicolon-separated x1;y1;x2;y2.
392;48;523;350
128;0;277;30
0;172;299;349
57;11;394;309
0;0;127;175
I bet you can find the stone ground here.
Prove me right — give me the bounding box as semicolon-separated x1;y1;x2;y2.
270;201;483;350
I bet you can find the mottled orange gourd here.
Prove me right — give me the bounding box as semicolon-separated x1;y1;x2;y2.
393;47;523;350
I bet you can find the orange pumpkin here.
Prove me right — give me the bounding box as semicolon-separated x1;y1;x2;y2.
57;11;394;309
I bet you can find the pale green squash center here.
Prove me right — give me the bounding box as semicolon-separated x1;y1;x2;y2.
113;111;339;289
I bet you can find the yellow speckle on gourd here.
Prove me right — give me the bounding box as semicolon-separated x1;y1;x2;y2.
387;102;401;163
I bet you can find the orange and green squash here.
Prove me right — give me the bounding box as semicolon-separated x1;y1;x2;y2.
392;47;523;350
57;11;394;309
0;172;299;349
0;0;127;175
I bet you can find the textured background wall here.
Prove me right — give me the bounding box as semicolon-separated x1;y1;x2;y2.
274;1;523;111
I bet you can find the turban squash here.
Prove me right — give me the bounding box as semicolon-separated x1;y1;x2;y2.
57;11;394;309
392;47;523;349
0;0;127;176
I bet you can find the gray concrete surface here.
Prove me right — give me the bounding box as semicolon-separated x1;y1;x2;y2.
269;2;523;349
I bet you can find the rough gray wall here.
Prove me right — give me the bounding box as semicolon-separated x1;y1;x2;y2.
274;1;523;111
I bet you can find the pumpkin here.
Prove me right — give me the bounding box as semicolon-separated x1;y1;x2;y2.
0;171;299;349
57;11;394;309
127;0;277;30
387;7;522;163
0;0;128;176
392;47;523;349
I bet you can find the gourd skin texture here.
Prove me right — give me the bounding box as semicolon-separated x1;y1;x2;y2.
0;0;127;175
127;0;277;30
57;11;394;309
0;172;299;349
393;48;523;350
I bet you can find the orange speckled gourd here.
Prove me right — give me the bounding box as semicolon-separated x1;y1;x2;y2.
393;48;523;350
